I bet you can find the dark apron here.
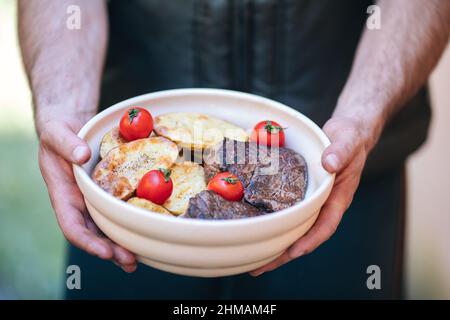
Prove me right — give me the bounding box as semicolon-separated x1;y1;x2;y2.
66;0;429;299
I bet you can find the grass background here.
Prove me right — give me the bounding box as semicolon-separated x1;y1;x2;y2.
0;0;65;299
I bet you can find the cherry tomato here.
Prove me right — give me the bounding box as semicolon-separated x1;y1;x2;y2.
207;172;244;202
136;169;173;205
250;120;285;147
119;107;153;141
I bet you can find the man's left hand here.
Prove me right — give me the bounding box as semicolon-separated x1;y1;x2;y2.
250;116;368;276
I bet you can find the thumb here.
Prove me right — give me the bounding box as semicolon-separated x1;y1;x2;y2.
321;118;363;173
40;120;91;165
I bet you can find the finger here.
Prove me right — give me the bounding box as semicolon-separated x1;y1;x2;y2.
112;261;137;273
250;197;345;277
62;218;114;260
40;149;113;260
287;181;354;258
40;120;91;165
250;150;363;276
321;119;363;173
84;209;137;272
53;196;114;260
250;251;292;277
110;244;137;272
41;148;137;272
250;174;357;276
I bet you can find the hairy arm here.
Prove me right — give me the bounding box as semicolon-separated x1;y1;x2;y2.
19;0;106;132
334;0;450;152
19;0;137;272
253;0;450;275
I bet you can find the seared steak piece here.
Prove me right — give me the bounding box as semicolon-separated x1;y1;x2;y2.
245;147;308;212
203;138;271;187
184;190;263;220
203;139;308;212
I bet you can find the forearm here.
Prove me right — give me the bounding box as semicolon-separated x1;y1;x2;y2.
334;0;450;152
18;0;108;134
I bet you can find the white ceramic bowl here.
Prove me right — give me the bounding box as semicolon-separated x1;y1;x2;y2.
73;88;334;277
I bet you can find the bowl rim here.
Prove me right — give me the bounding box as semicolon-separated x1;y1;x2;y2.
73;88;335;227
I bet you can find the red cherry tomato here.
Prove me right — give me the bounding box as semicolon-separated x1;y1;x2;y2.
207;172;244;202
250;120;285;147
136;169;173;205
119;107;153;141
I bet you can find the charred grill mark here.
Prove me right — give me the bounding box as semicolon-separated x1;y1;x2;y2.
188;138;308;218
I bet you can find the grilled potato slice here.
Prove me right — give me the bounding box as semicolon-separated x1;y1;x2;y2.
127;197;173;216
92;136;178;199
100;127;157;158
99;127;127;159
163;161;206;215
154;112;247;149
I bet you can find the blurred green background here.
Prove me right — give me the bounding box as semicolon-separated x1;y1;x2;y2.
0;0;65;299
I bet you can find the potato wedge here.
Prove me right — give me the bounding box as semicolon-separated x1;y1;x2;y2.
154;112;247;149
92;136;179;199
163;161;206;215
99;127;127;159
127;197;172;216
100;127;157;158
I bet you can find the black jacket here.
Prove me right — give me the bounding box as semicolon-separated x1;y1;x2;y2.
100;0;431;177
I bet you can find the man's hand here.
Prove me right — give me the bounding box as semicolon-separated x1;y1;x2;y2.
38;117;137;272
250;117;367;276
17;1;136;271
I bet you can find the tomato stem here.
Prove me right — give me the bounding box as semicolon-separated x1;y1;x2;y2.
221;176;238;185
128;108;140;124
264;120;285;134
159;168;172;182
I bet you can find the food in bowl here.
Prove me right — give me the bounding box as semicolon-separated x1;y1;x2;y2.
153;112;248;149
203;138;307;213
91;107;308;219
162;161;206;215
127;197;172;216
207;172;244;202
119;107;154;141
185;190;262;219
92;136;178;199
250;120;286;147
73;89;334;277
99;127;126;159
136;168;174;205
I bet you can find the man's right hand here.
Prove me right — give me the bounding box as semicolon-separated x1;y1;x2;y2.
38;118;137;272
18;0;132;270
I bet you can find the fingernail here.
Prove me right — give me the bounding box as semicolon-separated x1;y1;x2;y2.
324;154;339;172
117;261;137;273
72;145;89;163
250;271;264;277
113;260;137;273
288;248;305;259
122;264;137;273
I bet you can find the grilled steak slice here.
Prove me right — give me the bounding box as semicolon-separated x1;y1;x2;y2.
203;160;222;183
203;138;271;187
245;147;308;212
184;190;262;220
203;139;308;213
